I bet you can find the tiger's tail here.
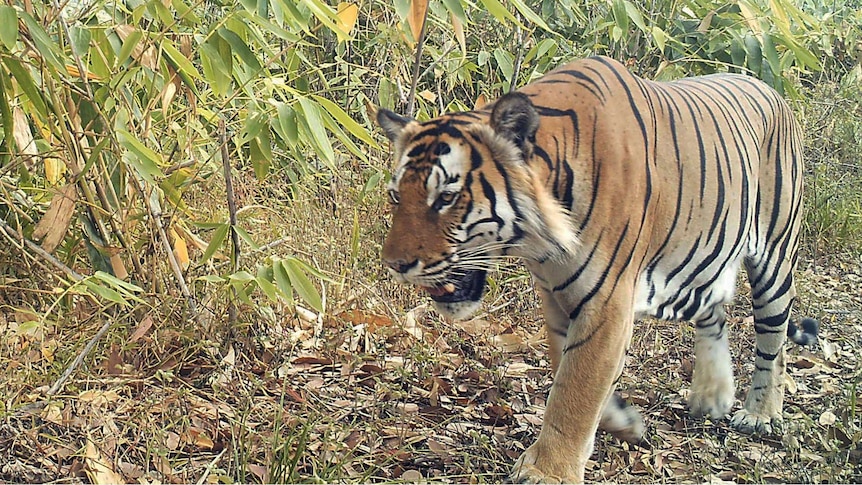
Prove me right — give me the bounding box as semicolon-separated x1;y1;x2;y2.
787;317;819;346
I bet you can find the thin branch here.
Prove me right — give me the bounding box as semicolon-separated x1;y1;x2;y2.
510;18;524;93
219;119;240;325
0;218;84;282
406;6;430;117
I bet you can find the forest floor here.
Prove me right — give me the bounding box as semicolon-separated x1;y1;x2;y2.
1;177;860;484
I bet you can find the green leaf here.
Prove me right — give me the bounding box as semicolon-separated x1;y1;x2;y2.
162;39;202;96
218;27;262;72
493;48;514;83
0;67;13;166
611;0;629;37
200;43;232;96
744;33;762;75
275;103;299;145
311;95;378;148
117;130;166;184
228;270;255;283
282;258;323;313
273;260;293;303
117;28;143;66
93;270;144;294
82;279;129;306
19;13;65;71
623;1;646;32
256;265;278;302
510;0;552;32
441;0;467;25
69;26;91;57
478;0;518;25
301;0;349;41
234;226;260;251
652;26;667;52
762;33;781;76
0;6;18;49
1;57;47;119
201;223;230;263
296;97;336;169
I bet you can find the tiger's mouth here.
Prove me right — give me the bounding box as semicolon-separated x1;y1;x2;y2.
421;270;487;303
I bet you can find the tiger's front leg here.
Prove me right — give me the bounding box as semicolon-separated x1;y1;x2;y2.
512;302;634;483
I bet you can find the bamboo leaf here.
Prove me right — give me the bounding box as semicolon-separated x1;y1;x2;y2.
441;0;467;25
218;27;262;72
201;223;230;263
510;0;552;32
1;57;48;119
408;0;428;41
283;258;323;313
117;130;166;184
296;97;336;168
477;0;517;25
20;13;65;71
0;6;18;49
311;95;378;148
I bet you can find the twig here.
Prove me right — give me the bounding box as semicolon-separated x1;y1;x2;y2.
131;173;198;315
195;448;228;485
0;218;84;282
510;17;524;92
406;6;430;117
219;119;240;324
213;236;290;270
0;219;117;413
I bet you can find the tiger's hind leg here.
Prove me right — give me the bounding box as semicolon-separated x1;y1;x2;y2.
688;305;736;419
730;255;797;434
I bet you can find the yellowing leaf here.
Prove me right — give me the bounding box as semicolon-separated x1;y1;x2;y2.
12;106;36;156
169;227;190;270
110;253;128;281
408;0;428;41
418;90;436;102
84;439;125;485
44;158;65;185
451;12;466;56
335;2;358;36
32;184;77;254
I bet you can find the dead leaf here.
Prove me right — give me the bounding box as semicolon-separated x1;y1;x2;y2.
818;410;837;426
128;315;154;343
248;463;269;482
491;333;525;352
401;469;423;482
407;0;428;41
32;184;77;254
335;2;358;36
84;439;125;485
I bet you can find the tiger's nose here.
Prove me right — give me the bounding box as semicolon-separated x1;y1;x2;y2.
384;258;417;274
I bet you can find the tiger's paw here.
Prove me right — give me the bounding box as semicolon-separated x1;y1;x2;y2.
600;394;645;444
688;383;734;419
509;445;580;484
688;367;734;419
730;409;783;435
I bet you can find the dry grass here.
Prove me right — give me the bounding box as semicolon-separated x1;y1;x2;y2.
2;157;861;484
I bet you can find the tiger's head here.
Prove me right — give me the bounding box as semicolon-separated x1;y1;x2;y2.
377;93;578;320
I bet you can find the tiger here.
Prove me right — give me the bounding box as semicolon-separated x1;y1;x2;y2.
376;56;818;483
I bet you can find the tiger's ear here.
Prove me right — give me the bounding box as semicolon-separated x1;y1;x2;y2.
377;108;413;142
490;92;539;150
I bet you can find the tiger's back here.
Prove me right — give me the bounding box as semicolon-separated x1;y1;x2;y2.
517;58;803;323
